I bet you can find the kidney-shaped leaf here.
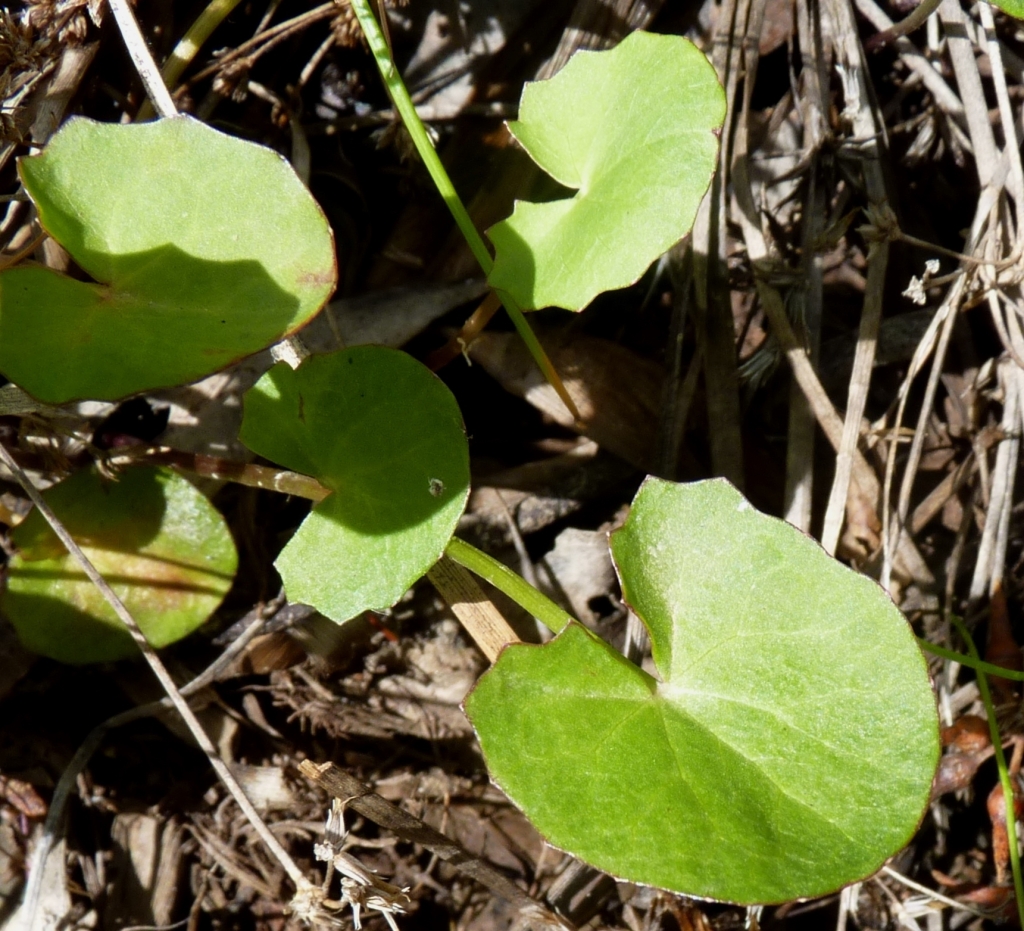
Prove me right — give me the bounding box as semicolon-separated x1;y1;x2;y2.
466;478;938;903
487;32;725;311
0;116;336;402
4;466;238;664
240;347;470;622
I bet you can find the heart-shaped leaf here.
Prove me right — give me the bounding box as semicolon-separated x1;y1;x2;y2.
4;466;237;664
0;115;336;402
465;478;938;903
240;347;470;622
487;32;725;311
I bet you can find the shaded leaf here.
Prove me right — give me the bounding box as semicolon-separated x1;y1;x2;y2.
240;347;470;622
4;467;237;664
468;329;665;472
0;116;335;402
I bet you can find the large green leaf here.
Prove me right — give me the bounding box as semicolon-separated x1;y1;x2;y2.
4;466;237;664
0;116;336;402
240;347;470;622
466;478;938;903
487;32;725;311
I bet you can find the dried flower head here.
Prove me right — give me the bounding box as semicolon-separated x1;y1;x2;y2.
23;0;101;47
902;258;941;306
313;799;412;931
212;59;252;103
331;5;362;47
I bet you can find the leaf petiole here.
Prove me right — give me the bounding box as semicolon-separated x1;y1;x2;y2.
136;0;245;121
348;0;581;422
445;536;575;635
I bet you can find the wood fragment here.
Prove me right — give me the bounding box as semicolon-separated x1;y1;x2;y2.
30;42;99;144
427;556;519;663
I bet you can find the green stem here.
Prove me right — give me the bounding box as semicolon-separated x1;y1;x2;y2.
137;0;245;120
351;0;491;274
164;0;246;88
349;0;581;422
948;617;1024;926
445;536;575;634
917;636;1024;682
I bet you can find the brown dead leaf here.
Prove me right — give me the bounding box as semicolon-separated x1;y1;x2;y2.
758;0;794;54
468;330;665;473
986;582;1022;706
955;883;1017;920
931;718;993;798
0;774;45;818
942;715;991;753
987;776;1024;884
932;751;986;798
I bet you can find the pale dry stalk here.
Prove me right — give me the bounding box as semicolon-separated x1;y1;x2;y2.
106;0;176;117
819;0;890;557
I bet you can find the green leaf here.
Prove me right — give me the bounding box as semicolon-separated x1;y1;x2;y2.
240;347;470;622
989;0;1024;18
465;478;939;903
4;466;237;664
486;32;725;311
0;116;336;402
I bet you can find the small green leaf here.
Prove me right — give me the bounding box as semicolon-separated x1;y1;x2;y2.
4;466;237;664
989;0;1024;18
466;478;938;903
487;32;725;311
0;116;336;402
240;347;470;622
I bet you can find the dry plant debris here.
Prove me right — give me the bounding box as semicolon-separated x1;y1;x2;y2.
3;0;1024;928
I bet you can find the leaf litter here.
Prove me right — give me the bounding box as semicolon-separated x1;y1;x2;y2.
2;0;1024;928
